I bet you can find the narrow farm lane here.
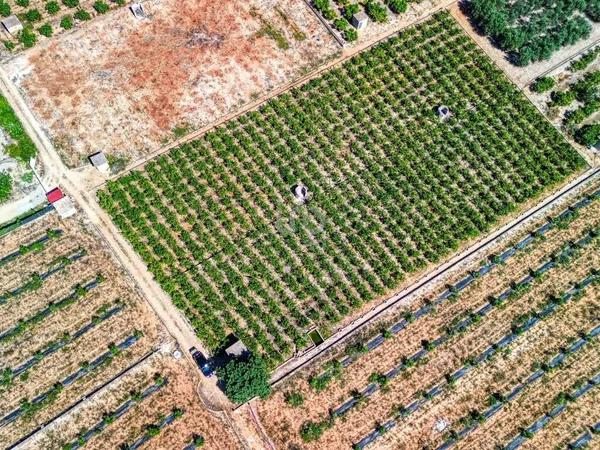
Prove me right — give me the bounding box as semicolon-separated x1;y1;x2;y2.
0;66;233;412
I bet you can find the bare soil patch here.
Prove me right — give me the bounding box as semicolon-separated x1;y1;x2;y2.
4;0;338;167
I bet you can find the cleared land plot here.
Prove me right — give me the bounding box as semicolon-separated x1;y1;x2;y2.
99;11;586;367
24;352;239;450
255;187;600;449
4;0;339;167
0;211;164;448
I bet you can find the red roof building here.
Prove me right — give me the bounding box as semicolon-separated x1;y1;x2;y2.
46;187;64;204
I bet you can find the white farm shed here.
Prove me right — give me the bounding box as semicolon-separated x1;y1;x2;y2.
1;15;23;36
89;151;110;174
351;12;369;30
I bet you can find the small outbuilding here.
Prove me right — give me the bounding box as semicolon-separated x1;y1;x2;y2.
437;105;451;120
351;11;369;31
293;183;308;202
46;187;64;204
53;197;76;219
130;3;147;20
89;151;110;174
225;339;249;359
46;187;76;218
1;15;23;36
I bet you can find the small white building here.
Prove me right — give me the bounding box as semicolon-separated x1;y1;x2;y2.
130;3;147;20
437;105;451;120
89;151;110;174
293;183;308;202
1;15;23;36
351;11;369;31
53;197;77;218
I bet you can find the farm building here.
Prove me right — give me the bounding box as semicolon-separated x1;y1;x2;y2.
130;3;147;20
1;15;22;35
351;12;369;30
46;187;76;218
225;339;249;358
89;151;110;174
46;187;64;204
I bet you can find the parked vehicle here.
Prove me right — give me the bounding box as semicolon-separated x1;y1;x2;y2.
189;347;214;377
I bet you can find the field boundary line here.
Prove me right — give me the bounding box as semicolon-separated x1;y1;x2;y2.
301;0;346;47
8;349;158;450
269;167;600;385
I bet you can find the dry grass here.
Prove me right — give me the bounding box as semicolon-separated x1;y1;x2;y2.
4;0;338;167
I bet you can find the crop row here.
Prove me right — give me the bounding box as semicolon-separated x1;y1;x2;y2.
567;420;600;449
470;0;599;66
0;332;142;427
436;332;600;448
353;269;600;449
0;247;86;303
99;11;586;364
0;228;62;268
1;0;130;50
0;205;53;238
502;377;600;449
1;300;124;387
60;374;168;450
335;228;598;413
312;0;408;43
120;406;185;450
304;226;599;431
311;189;600;388
0;275;102;343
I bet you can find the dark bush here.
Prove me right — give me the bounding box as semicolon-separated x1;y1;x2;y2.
60;14;73;29
530;76;555;93
45;1;60;14
38;23;53;37
93;0;109;13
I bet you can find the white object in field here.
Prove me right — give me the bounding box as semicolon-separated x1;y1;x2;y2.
435;419;448;432
1;15;23;35
172;350;182;359
351;12;369;30
130;3;147;20
293;184;308;202
89;151;110;174
437;105;451;120
53;196;77;218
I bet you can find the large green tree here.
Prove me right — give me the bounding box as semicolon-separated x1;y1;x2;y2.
218;356;271;403
575;124;600;146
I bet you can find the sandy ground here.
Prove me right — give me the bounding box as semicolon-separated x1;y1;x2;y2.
3;0;339;167
450;3;600;89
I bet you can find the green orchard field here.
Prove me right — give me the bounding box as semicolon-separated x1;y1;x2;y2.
98;12;586;367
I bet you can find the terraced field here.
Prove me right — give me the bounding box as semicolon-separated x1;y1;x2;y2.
98;11;587;367
254;184;600;450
